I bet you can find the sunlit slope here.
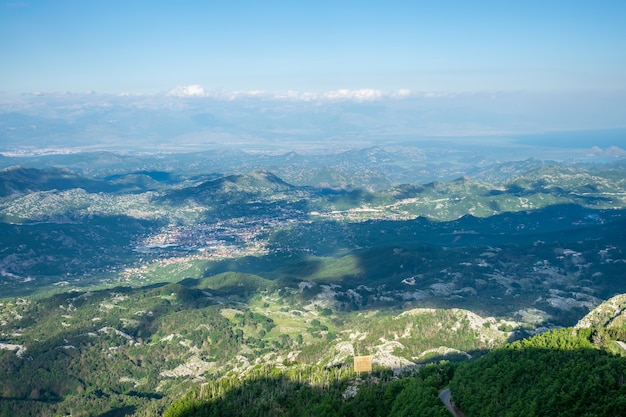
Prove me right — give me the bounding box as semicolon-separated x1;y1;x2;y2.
450;327;626;417
0;277;517;416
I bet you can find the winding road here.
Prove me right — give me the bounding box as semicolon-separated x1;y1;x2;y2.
439;389;462;417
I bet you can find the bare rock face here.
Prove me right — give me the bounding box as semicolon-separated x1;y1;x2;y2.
576;293;626;329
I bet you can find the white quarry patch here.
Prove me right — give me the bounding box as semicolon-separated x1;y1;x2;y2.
120;318;140;328
239;344;254;356
515;308;550;324
0;270;23;280
571;292;601;305
329;283;344;290
401;277;416;285
231;354;251;372
346;289;362;302
450;309;487;332
119;376;144;387
400;323;414;339
464;310;503;342
343;385;358;399
286;350;300;362
426;309;506;345
324;341;355;368
98;293;129;311
260;352;279;366
111;293;129;302
98;327;136;344
304;284;339;310
0;342;26;358
348;330;367;341
160;355;216;379
160;333;182;342
298;281;315;290
178;339;197;350
576;294;626;328
532;263;564;279
598;246;617;259
371;340;415;371
546;294;596;310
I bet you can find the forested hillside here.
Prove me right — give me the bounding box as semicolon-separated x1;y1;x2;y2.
450;327;626;417
163;326;626;417
163;363;453;417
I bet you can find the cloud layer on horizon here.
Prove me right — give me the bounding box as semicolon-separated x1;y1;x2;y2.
165;85;418;101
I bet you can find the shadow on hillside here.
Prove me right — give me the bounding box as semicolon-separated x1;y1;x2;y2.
0;166;171;198
162;366;450;417
96;405;137;417
193;204;626;324
0;214;165;298
163;338;626;417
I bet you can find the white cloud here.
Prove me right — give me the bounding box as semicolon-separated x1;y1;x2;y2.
271;88;417;102
392;89;412;98
167;85;206;97
321;88;385;101
165;86;417;102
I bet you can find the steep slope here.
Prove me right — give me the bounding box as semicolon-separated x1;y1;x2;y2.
0;166;107;196
450;326;626;417
576;293;626;329
0;165;172;197
166;171;301;204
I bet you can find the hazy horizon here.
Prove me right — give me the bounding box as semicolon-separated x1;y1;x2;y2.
1;1;625;153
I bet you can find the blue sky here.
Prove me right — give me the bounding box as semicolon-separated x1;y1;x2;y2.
1;0;625;95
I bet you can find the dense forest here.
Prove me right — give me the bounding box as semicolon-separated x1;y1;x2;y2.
164;363;453;417
450;327;626;417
